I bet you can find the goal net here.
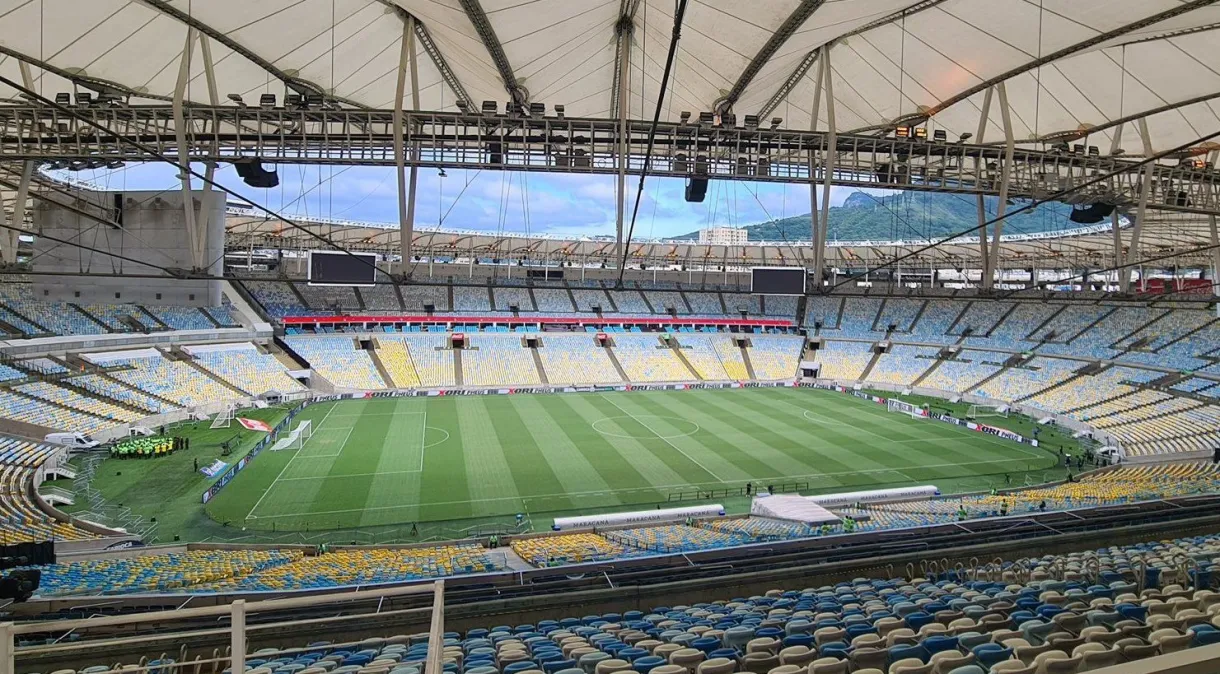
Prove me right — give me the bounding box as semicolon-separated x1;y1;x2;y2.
969;404;1010;419
887;398;927;420
270;420;312;452
210;404;236;429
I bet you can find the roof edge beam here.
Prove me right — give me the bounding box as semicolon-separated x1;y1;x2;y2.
858;0;1220;133
757;49;818;121
138;0;369;109
0;46;173;102
456;0;528;108
717;0;827;114
374;1;473;109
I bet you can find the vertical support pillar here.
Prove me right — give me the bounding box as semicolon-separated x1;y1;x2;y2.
395;15;419;267
1122;118;1155;293
808;49;826;286
230;599;246;674
1111;211;1123;291
426;581;446;674
197;35;222;281
614;22;632;268
173;27;203;269
2;162;33;265
814;45;835;278
974;87;993;285
983;82;1013;292
1210;215;1220;300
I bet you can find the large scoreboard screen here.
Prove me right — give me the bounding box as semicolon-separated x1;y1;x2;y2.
308;250;378;286
751;267;807;296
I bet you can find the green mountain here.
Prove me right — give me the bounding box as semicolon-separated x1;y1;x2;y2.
672;191;1077;242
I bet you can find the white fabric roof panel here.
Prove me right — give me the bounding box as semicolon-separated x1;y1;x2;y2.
0;0;1217;157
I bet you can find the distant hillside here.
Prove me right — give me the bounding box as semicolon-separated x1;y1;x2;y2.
672;191;1075;242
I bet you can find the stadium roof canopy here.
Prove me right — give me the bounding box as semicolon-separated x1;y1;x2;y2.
3;0;1220;270
3;0;1220;153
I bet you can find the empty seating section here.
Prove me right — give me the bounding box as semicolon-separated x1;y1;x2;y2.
493;287;535;311
192;347;305;395
0;388;111;433
1071;306;1165;358
684;291;723;315
909;299;965;343
246;280;310;317
393;334;456;387
401;284;451;311
536;336;621;384
1025;366;1152;414
764;295;798;316
296;282;360;311
952;300;1012;336
815;341;875;381
464;335;540;387
230;546;506;591
676;334;739;380
376;338;421;388
1174;377;1218;395
207;303;241;327
0;305;42;335
828;297;881;337
108;355;243;408
79;303;136;330
571;288;612;312
867;346;939;386
454;286;492;312
699;517;813;541
70;373;175;413
723;292;761;315
748;336;802;380
0;363;25;381
284;337;387;390
511;533;634;566
608;289;650;313
1113;404;1220;456
613;335;690;382
1154;321;1220;372
978;302;1059;350
975;357;1078;401
1028;305;1111;342
644;291;688;314
919;353;1003;393
34;549;304;596
533;288;575;313
0;289;104;335
143;304;214;330
875;298;923;333
604;524;751;553
20;357;67;374
360;284;402;311
804;296;842;328
1117;309;1212;352
15;381;141;423
0;438;93;542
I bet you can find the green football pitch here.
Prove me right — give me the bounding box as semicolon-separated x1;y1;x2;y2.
203;387;1065;532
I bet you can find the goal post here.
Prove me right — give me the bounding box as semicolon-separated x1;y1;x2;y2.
968;403;1010;419
210;404;236;429
271;420;312;452
887;398;927;420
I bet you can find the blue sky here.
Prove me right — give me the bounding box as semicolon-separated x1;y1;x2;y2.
57;163;877;239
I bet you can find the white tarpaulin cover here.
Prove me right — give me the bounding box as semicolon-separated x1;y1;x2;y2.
750;493;840;525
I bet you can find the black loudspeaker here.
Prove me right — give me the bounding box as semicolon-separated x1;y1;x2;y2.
113;193;124;228
1068;202;1115;224
233;159;280;188
685;177;708;202
489;142;503;165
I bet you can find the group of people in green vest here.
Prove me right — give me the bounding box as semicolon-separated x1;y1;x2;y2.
109;435;186;459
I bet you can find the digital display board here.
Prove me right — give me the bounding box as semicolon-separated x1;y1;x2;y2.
308;250;379;286
751;266;807;296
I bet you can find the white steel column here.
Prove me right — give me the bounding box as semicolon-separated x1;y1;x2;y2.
1111;211;1123;291
808;49;825;280
615;26;631;268
230;599;246;674
394;16;420;265
814;44;835;277
1210;215;1220;300
983;82;1013;292
974;87;994;277
173;27;204;269
196;35;221;274
1122;118;1155;293
2;162;33;265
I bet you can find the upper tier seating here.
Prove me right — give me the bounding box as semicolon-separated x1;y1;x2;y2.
685;291;724;315
494;287;535;311
748;336;803;380
401;284;451;312
975;358;1079;401
867;345;940;386
571;287;612;312
608;289;650;314
613;334;692;382
918;352;1003;393
764;295;798;316
0;388;114;434
533;288;576;313
723;292;762;315
464;335;541;387
537;335;621;385
360;283;402;311
245;280;312;318
15;381;141;424
143;304;215;330
69;373;176;413
875;298;923;334
191;346;305;395
283;336;387;390
644;291;689;314
804;295;842;328
908;299;966;343
296;282;360;311
454;286;493;312
0;285;106;336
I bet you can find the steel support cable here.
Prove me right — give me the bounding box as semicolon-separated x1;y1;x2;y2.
0;74;384;278
616;0;689;286
826;126;1220;292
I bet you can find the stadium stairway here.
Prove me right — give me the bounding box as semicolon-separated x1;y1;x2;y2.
65;303;116;333
1023;305;1068;341
964;354;1027;394
856;346;884;383
1064;306;1118;343
910;352;947;387
368;344;398;389
454;348;464;386
530;344;550;384
739;341;758;380
668;340;703;381
1014;363;1094;404
604;340;630;382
